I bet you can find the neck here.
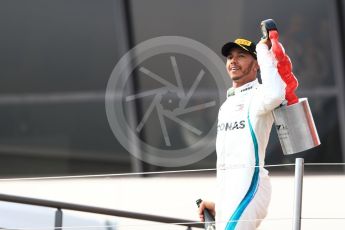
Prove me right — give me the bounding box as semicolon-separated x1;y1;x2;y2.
232;78;257;88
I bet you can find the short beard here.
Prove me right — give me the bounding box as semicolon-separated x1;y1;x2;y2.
231;76;242;81
230;61;256;82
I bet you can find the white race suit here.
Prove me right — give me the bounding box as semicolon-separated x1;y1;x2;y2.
215;43;286;230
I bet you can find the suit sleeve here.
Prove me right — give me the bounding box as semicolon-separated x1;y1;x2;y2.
252;43;286;115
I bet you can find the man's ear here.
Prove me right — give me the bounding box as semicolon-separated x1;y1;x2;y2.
254;62;260;72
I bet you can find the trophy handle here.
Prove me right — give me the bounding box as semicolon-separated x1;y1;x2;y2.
260;19;299;105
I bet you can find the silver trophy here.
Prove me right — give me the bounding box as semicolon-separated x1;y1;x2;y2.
261;19;321;155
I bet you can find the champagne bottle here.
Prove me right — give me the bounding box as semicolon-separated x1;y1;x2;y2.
196;199;215;230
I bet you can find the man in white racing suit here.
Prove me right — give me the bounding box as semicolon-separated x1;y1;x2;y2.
198;38;286;230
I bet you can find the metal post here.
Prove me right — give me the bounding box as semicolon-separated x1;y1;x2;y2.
55;208;63;230
292;158;304;230
186;226;192;230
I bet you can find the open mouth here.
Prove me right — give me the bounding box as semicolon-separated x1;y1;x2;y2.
229;66;240;72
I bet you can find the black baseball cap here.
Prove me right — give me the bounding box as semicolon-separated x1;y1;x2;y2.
221;38;257;59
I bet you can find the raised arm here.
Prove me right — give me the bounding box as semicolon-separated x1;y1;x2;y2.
253;41;286;114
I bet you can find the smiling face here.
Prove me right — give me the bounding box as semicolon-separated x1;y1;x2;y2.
226;47;259;88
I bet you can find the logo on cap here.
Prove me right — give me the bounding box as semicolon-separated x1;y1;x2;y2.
221;38;257;58
234;38;252;46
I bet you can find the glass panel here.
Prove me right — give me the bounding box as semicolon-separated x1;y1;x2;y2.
0;0;132;177
0;0;341;176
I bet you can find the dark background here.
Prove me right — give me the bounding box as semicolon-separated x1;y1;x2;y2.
0;0;344;177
